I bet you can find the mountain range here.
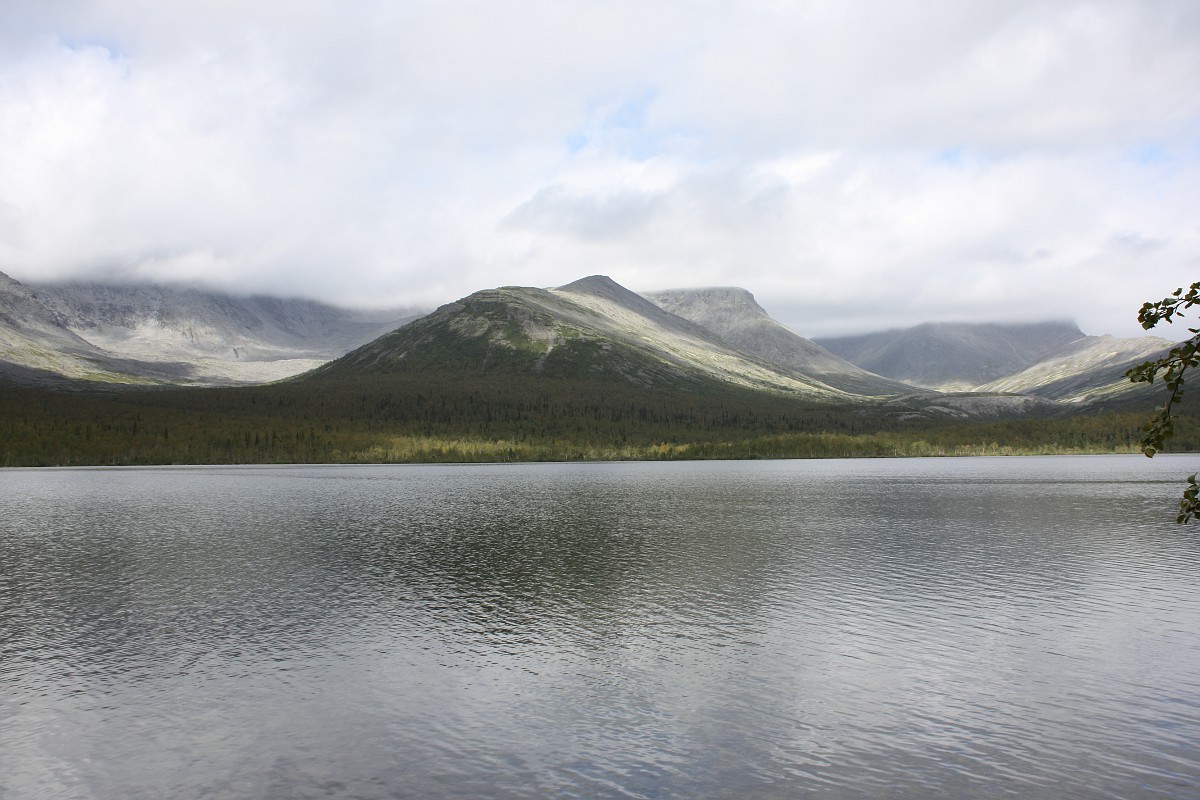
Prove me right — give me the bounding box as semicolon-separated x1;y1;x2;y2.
316;275;917;402
814;321;1172;401
0;269;1173;410
0;271;418;386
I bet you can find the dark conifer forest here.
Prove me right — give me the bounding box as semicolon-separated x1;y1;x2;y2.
1;370;1188;467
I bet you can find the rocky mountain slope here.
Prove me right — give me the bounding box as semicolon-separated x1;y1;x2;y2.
0;271;191;386
976;334;1172;403
0;271;418;386
316;275;894;401
643;287;920;397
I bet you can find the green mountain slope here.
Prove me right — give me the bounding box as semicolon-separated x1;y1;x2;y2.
315;276;877;401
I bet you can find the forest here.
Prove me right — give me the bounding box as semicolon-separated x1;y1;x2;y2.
0;370;1190;467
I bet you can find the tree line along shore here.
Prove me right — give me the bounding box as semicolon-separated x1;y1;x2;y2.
1;374;1190;467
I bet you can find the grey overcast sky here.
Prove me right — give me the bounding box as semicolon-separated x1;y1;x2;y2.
1;1;1198;338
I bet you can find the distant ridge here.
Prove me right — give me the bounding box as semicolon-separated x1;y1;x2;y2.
815;320;1174;402
815;321;1089;391
4;276;418;385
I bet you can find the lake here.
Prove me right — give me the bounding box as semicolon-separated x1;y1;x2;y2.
2;456;1199;799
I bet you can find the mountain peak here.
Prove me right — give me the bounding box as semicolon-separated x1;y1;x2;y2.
321;278;868;399
556;274;624;293
555;275;697;329
556;275;658;310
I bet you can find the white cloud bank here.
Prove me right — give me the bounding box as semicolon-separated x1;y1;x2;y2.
0;0;1197;337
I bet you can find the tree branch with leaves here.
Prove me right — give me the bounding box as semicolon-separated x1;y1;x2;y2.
1125;280;1200;523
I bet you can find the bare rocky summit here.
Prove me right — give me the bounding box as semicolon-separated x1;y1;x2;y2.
643;286;921;397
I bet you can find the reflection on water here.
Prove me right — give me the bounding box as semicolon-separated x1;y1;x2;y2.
2;456;1199;799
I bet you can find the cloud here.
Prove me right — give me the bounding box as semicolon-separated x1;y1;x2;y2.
0;0;1197;336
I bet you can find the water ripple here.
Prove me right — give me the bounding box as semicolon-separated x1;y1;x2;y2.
1;456;1199;798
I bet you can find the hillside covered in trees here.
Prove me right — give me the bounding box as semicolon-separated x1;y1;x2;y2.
0;369;1189;467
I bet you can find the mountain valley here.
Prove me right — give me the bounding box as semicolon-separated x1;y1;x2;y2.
1;269;1171;407
0;271;419;386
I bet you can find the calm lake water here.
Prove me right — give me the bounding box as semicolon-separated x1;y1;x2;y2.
2;456;1199;799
